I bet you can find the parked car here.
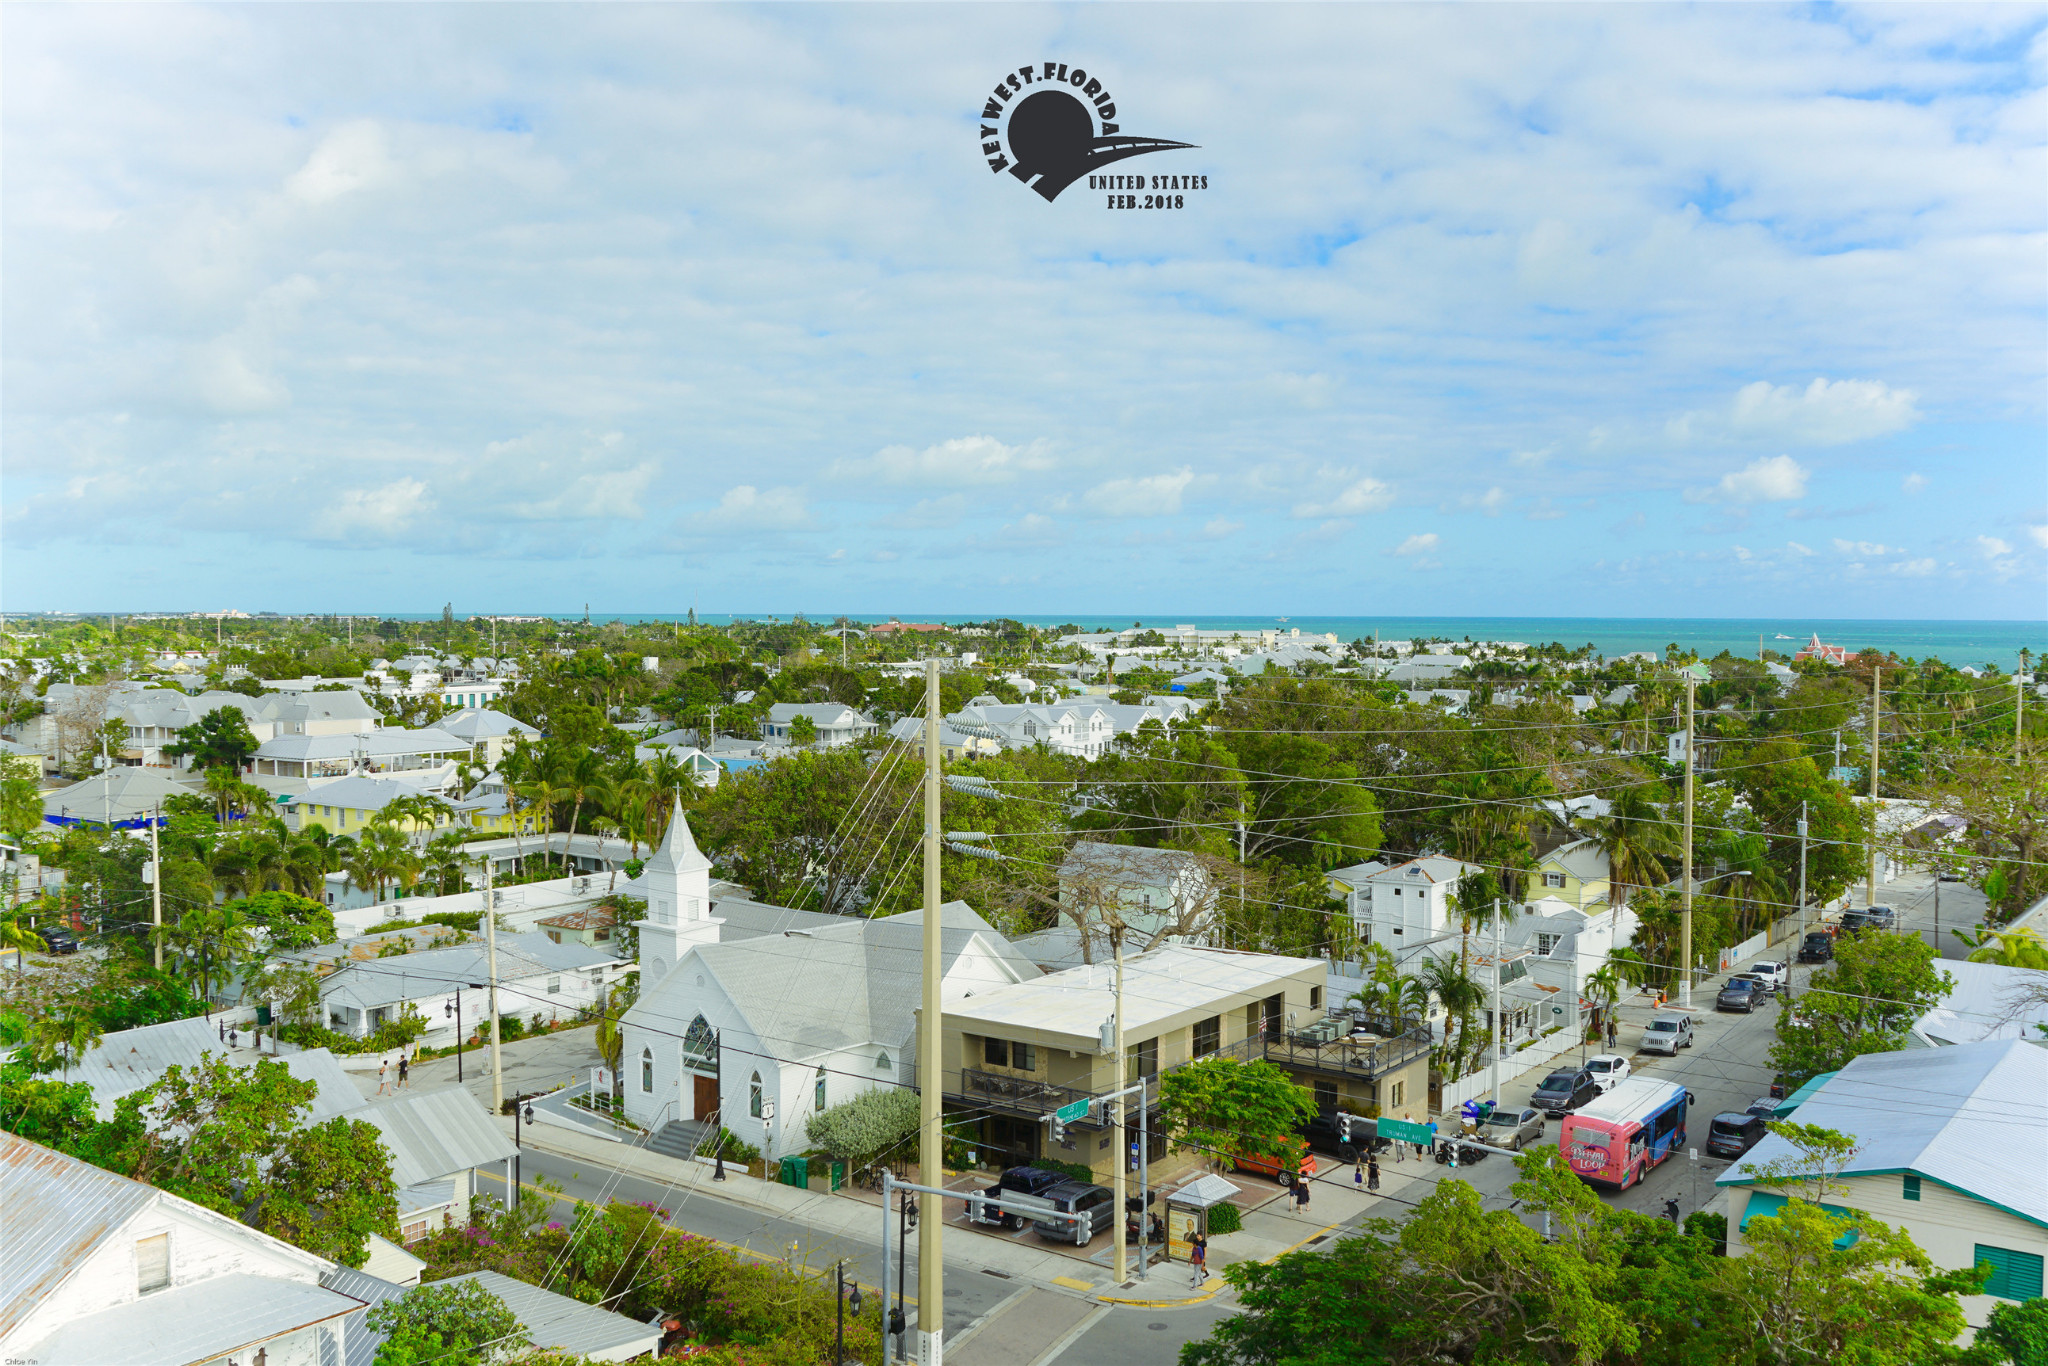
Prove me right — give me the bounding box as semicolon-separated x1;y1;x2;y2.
1938;868;1967;882
1716;978;1768;1013
970;1166;1070;1229
1640;1014;1694;1055
1236;1139;1319;1185
1744;1097;1782;1118
1730;972;1777;999
1584;1054;1632;1092
1740;961;1789;992
1297;1112;1375;1157
1705;1112;1769;1159
38;927;79;955
1028;1181;1117;1245
1840;906;1897;935
1797;932;1835;963
1531;1068;1600;1118
1476;1106;1546;1151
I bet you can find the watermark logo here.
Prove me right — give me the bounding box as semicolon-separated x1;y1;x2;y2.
978;63;1202;205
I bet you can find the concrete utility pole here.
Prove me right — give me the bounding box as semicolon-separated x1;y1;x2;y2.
1867;667;1881;908
2018;665;2026;763
149;803;163;972
918;657;944;1366
1489;898;1502;1111
1679;673;1696;1010
486;856;504;1113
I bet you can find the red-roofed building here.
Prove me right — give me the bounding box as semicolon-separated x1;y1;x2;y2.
1793;633;1848;666
870;620;951;635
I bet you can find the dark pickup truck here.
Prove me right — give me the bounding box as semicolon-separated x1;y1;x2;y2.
968;1166;1069;1230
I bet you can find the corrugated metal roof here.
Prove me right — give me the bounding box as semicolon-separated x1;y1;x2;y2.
18;1272;364;1366
1716;1039;2048;1227
59;1021;363;1124
320;1265;412;1366
319;932;614;1010
0;1133;158;1337
440;1271;661;1359
349;1086;517;1187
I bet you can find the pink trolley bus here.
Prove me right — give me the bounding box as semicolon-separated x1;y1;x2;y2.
1559;1076;1695;1189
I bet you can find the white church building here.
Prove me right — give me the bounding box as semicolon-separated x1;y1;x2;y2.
619;803;1042;1158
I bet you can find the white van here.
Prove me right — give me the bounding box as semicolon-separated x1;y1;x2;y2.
1639;1013;1694;1055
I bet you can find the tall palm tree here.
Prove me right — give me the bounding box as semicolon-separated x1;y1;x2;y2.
1417;955;1485;1079
1576;783;1680;908
556;751;612;867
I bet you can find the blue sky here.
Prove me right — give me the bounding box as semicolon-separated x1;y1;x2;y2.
4;3;2044;618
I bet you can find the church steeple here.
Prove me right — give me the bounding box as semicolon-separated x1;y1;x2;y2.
636;798;721;983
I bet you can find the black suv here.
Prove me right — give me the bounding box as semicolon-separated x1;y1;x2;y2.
1797;932;1834;963
970;1166;1067;1229
1840;906;1897;935
1531;1068;1599;1118
39;927;79;955
1297;1112;1376;1157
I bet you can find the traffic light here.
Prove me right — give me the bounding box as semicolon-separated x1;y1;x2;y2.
1335;1109;1353;1140
1049;1115;1066;1146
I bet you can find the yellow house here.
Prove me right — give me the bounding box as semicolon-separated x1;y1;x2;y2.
938;944;1430;1185
1532;838;1611;912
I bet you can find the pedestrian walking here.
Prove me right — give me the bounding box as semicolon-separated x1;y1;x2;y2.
1367;1157;1381;1192
1292;1176;1311;1213
1353;1160;1364;1190
376;1058;390;1096
397;1053;410;1089
1605;1016;1618;1048
1189;1229;1208;1286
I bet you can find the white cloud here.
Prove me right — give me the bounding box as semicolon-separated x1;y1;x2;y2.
1082;468;1195;518
1527;497;1565;521
1688;455;1809;505
1727;378;1921;445
1787;541;1814;556
1833;539;1892;556
1902;473;1927;493
1894;557;1937;577
697;484;809;530
1673;379;1921;448
311;477;434;540
1390;532;1440;557
285;120;390;205
831;436;1053;488
1976;536;2012;558
1476;486;1506;516
1293;477;1393;520
1201;517;1243;539
2030;526;2048;550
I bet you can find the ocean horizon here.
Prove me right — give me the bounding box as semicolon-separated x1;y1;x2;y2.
51;611;2030;670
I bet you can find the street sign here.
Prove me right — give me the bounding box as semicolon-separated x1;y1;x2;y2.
1053;1099;1091;1124
1377;1117;1434;1146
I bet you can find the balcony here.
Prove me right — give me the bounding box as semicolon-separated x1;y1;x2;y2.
1216;1013;1431;1082
949;1068;1163;1124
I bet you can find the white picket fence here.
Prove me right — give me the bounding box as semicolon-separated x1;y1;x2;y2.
1717;931;1770;972
1436;1027;1584;1114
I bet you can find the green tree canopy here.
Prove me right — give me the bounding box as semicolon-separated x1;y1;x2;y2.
163;706;260;771
1770;932;1954;1085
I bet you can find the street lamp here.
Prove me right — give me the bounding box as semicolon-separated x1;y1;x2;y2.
835;1260;864;1366
513;1098;534;1193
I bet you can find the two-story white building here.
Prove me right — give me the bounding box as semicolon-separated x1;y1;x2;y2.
761;702;879;748
1327;855;1485;964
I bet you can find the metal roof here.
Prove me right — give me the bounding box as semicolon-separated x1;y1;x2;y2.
944;943;1319;1045
1167;1173;1242;1209
439;1271;661;1360
17;1272;364;1366
319;932;614;1010
321;1265;412;1366
0;1134;158;1338
348;1086;517;1188
1716;1039;2048;1228
59;1020;362;1124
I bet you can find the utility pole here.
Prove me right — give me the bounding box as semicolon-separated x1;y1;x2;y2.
1789;803;1807;1004
2017;661;2026;763
1679;673;1696;1010
1489;898;1502;1111
1112;929;1129;1287
148;802;161;970
1867;666;1881;908
917;657;943;1366
485;856;503;1113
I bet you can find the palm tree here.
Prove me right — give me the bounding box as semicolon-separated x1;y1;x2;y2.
168;905;259;1007
26;1011;102;1071
556;751;612;867
0;908;45;972
203;766;242;823
422;833;470;896
1417;955;1485;1080
1576;783;1680;908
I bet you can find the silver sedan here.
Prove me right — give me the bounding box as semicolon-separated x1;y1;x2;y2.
1477;1106;1547;1151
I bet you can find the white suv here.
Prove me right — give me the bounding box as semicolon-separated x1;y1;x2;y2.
1639;1014;1694;1055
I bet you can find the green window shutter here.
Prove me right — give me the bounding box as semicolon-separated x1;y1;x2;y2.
1975;1245;2046;1301
1902;1174;1921;1201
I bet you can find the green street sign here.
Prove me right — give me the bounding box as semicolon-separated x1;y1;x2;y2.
1053;1099;1092;1124
1377;1117;1434;1146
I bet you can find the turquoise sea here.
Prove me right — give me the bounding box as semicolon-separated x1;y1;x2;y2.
358;613;2043;670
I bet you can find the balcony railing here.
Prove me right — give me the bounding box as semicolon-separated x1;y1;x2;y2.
1216;1014;1432;1081
950;1067;1164;1123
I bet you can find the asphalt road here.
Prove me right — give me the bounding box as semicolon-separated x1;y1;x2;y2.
1876;866;1992;962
